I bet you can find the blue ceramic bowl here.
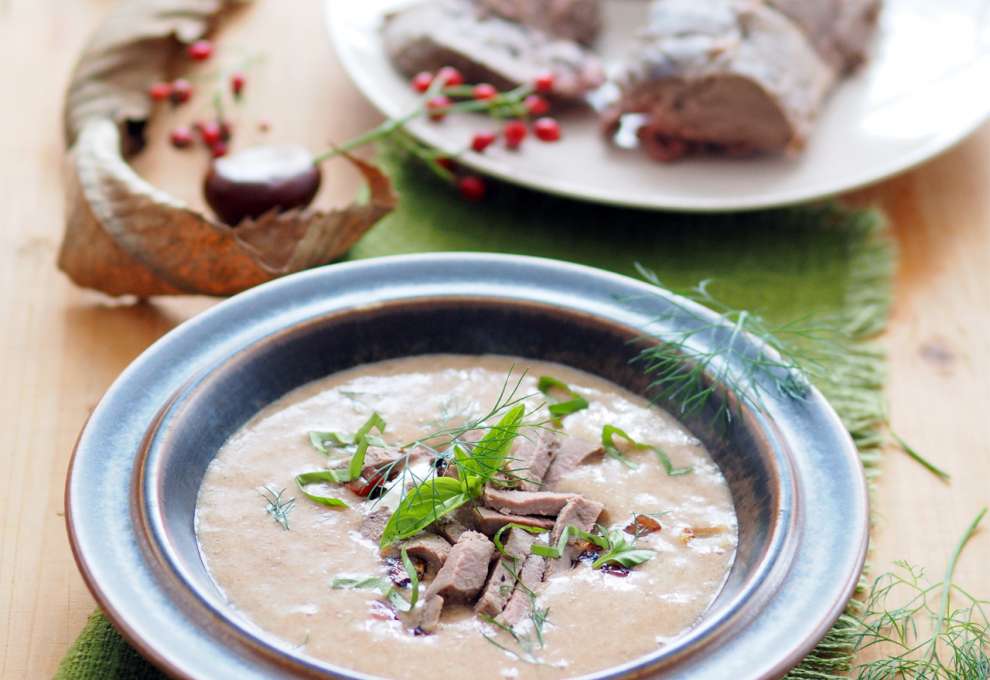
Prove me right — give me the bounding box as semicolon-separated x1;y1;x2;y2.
66;254;868;679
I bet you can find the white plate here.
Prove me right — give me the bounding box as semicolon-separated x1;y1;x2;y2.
328;0;990;211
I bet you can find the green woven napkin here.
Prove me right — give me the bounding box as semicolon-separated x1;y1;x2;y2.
57;154;893;680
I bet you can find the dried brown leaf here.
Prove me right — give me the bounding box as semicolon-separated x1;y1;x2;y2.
59;0;396;297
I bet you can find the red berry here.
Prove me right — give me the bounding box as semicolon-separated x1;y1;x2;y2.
457;175;486;202
533;117;561;142
471;131;497;153
435;157;456;172
210;141;228;158
412;71;433;93
199;120;223;146
524;94;550;116
258;118;271;132
534;72;554;93
169;126;194;149
187;40;213;61
473;83;497;101
503;120;527;149
426;95;452;122
231;72;246;98
436;66;464;87
170;79;193;104
148;82;172;102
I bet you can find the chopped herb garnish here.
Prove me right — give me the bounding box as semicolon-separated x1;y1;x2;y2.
347;412;388;481
492;522;549;556
533;524;655;570
379;403;530;548
331;547;420;613
259;485;296;530
379;476;472;547
601;424;691;476
295;471;349;509
537;375;589;423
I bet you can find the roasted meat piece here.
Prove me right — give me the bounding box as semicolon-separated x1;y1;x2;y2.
606;0;837;160
383;0;604;100
474;0;603;45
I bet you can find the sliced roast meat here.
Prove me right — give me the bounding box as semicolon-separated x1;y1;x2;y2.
425;531;495;603
382;0;604;100
606;0;835;160
496;553;547;626
389;534;452;578
474;0;603;45
497;429;557;491
359;508;391;543
473;506;556;536
546;496;604;576
767;0;881;72
415;594;444;633
482;487;575;516
543;435;604;485
433;515;471;543
474;528;537;617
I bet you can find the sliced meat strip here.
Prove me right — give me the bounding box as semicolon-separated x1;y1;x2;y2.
473;506;555;537
497;429;557;491
546;496;604;576
382;0;604;100
543;435;603;485
330;446;407;483
388;534;452;579
415;594;444;633
424;531;495;603
359;508;391;543
767;0;881;72
607;0;835;159
496;552;547;626
474;529;537;617
482;487;575;516
433;515;471;544
474;0;603;45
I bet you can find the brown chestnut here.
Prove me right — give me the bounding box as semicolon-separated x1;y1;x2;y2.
203;144;321;226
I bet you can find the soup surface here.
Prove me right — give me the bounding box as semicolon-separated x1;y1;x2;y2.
196;355;737;679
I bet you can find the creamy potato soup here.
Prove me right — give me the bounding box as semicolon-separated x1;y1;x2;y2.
196;355;737;679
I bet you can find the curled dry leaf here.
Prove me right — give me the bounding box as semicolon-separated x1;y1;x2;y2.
59;0;396;297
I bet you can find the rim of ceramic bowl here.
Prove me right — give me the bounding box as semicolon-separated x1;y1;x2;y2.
65;253;869;680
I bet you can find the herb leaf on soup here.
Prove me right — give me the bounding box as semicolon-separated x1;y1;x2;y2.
601;423;691;476
537;375;589;422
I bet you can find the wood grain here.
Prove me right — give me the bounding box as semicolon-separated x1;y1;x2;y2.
0;0;986;677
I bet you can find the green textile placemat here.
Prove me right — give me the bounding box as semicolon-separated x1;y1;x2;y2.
56;155;893;680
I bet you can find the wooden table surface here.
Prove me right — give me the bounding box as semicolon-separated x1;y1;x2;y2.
1;1;987;677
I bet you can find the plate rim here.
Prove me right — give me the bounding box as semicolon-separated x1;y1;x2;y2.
325;0;990;212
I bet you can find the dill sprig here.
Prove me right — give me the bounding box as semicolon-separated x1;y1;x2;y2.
259;485;296;530
852;507;989;679
633;264;846;423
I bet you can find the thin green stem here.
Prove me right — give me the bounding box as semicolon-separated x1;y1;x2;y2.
928;507;987;662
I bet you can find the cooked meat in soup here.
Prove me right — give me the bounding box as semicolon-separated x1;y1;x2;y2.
196;355;737;678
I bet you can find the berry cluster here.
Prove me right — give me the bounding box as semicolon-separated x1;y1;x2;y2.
146;39;253;158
